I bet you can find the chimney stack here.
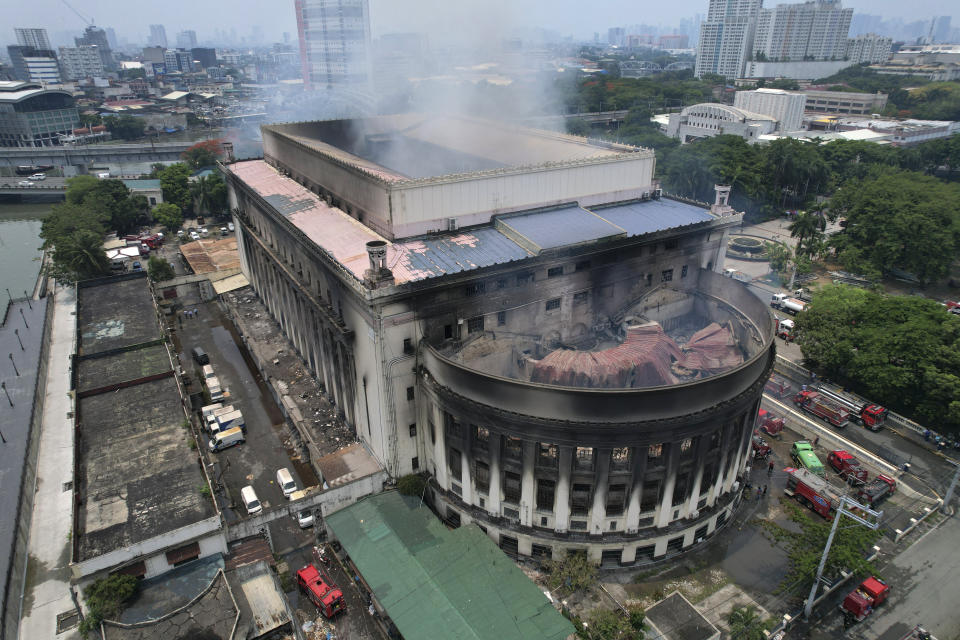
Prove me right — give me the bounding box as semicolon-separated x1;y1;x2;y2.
222;141;235;163
364;240;394;289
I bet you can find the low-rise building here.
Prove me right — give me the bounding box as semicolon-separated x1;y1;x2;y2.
733;88;806;132
667;103;778;142
868;62;960;82
70;275;225;589
122;179;164;207
804;114;959;145
0;80;79;147
802;89;888;115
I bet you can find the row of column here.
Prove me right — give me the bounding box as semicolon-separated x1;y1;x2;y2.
239;222;358;427
427;399;756;535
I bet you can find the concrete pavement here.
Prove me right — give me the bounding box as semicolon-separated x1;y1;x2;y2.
18;284;80;640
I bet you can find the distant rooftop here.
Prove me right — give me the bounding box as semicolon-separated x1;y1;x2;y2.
229;159;715;286
326;492;574;640
77;277;161;355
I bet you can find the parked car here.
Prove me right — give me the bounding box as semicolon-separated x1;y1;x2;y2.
28;173;46;181
241;485;262;515
228;222;235;232
297;510;314;528
131;261;142;271
190;231;200;240
220;227;228;236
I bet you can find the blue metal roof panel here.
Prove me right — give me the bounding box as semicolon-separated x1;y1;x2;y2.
499;205;626;251
589;198;714;237
390;228;532;283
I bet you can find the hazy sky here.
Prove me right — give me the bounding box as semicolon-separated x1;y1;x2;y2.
7;0;958;45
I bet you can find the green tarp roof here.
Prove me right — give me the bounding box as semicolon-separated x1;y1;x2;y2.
326;492;574;640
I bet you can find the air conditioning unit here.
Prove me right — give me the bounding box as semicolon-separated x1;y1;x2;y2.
688;510;699;519
447;218;458;231
653;188;663;199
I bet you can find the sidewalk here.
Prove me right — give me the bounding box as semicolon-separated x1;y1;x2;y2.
18;284;81;640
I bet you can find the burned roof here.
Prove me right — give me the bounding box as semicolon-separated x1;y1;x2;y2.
264;114;630;181
229;160;718;286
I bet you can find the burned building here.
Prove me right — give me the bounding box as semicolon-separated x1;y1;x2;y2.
222;115;775;563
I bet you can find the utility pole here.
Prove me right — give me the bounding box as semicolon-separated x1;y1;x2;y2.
804;496;882;619
941;461;960;516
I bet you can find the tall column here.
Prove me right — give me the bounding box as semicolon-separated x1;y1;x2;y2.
684;436;711;518
520;441;536;527
460;431;474;506
712;422;733;502
590;448;612;535
625;446;649;533
431;404;448;489
486;433;502;516
554;446;573;532
656;442;679;528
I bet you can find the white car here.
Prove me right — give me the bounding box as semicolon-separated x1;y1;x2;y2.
28;173;46;181
190;231;200;240
297;510;314;529
227;222;235;232
18;180;33;187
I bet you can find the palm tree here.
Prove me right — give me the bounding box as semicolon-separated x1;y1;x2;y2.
789;210;825;257
191;174;214;216
727;606;770;640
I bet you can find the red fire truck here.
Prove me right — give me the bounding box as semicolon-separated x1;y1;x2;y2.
855;474;897;507
296;563;345;619
827;450;869;485
756;409;784;438
841;576;890;622
793;390;850;428
784;468;843;518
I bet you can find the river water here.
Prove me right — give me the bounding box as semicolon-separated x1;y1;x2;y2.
0;203;49;318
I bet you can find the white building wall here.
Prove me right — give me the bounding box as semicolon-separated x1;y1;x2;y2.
742;59;852;79
733;89;806;131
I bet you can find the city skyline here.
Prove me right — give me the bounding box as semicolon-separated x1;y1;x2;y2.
2;0;957;47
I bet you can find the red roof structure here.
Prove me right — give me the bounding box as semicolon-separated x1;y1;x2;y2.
530;323;682;388
677;322;743;374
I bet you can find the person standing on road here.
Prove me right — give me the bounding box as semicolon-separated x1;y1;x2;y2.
756;486;762;501
768;460;774;475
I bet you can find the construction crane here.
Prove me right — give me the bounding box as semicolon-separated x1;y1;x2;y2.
60;0;94;26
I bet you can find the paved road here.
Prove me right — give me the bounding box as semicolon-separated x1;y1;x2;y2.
848;516;960;640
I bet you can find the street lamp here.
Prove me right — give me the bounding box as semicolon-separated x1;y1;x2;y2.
14;329;24;351
9;353;19;376
1;381;11;408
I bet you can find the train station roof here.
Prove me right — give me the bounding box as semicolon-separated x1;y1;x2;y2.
326;491;574;640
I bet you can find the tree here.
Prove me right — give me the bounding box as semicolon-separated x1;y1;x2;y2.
65;174;101;205
726;606;774;640
829;170;960;285
766;241;792;274
104;114;144;140
181;139;223;170
794;285;960;433
153;202;183;232
543;550;597;594
147;255;175;281
577;607;647;640
788;211;825;257
47;229;111;282
397;473;426;496
159;163;193;215
78;574;139;637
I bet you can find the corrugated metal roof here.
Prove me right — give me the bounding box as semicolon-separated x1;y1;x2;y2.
588;197;713;237
498;205;625;253
390;228;531;283
326;492;574;640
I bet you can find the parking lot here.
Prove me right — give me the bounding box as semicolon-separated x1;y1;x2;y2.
169;291;319;523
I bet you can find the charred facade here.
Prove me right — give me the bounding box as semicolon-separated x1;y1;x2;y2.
223;114;774;564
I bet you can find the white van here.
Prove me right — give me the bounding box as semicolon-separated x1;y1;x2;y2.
201;402;223;421
276;468;297;498
240;485;262;515
202;364;215;379
208;426;244;452
207;404;235;432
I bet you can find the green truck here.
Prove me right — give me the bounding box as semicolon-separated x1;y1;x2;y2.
791;441;825;476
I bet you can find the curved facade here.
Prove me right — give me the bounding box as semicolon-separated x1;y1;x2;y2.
418;271;775;565
666;103;777;143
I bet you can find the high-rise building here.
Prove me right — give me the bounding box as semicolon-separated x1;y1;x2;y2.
75;25;114;70
733;88;806;131
58;45;106;80
177;30;198;50
695;0;762;78
149;24;168;48
105;27;118;49
846;33;893;64
929;16;951;44
14;28;51;50
753;0;852;63
163;49;193;73
6;46;61;84
295;0;373;91
191;47;217;69
608;27;626;46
